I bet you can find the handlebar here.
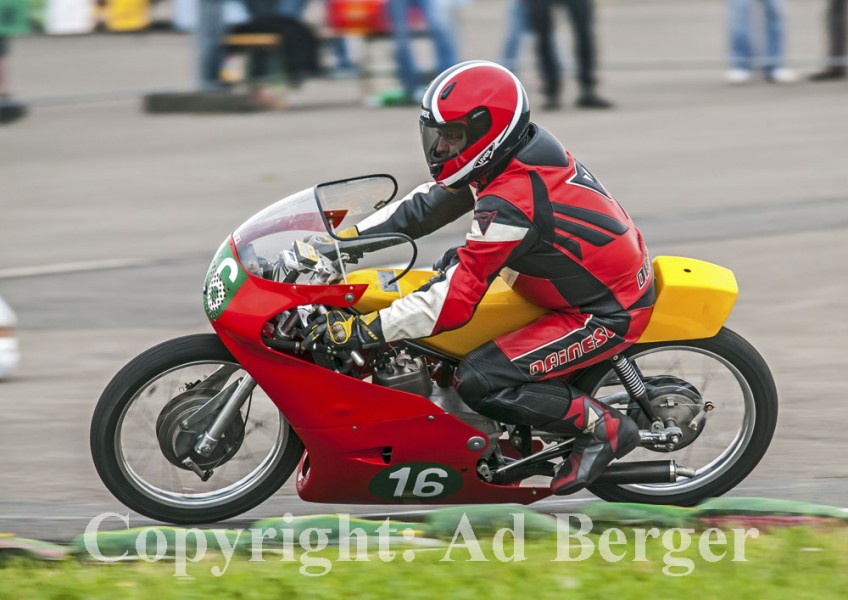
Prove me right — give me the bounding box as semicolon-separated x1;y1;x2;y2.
312;235;409;264
335;233;417;284
261;337;372;367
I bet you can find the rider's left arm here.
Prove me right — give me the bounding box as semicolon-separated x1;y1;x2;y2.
348;183;475;240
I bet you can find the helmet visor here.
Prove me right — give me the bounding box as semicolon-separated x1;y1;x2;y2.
421;122;469;165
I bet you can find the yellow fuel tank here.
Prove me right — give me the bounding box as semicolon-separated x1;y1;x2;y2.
345;255;738;357
345;269;546;357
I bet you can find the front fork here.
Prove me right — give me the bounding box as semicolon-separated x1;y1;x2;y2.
193;374;256;458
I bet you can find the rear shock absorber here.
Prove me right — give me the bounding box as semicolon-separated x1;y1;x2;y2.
609;354;658;423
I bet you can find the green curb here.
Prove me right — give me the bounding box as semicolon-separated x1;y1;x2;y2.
251;514;423;545
696;497;848;520
0;535;69;562
422;505;557;540
69;516;425;560
17;497;848;564
581;502;696;529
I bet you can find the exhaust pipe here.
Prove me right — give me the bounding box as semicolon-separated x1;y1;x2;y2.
594;460;691;484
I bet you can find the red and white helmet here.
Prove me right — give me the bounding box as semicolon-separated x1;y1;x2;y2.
419;60;530;189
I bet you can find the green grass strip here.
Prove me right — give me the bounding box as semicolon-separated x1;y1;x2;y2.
1;527;846;599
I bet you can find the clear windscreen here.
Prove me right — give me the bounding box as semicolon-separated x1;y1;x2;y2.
231;175;414;285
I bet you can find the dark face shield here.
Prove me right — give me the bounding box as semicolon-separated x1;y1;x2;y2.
420;108;493;165
421;122;469;164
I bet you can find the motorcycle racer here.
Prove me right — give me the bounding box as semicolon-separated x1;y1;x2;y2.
305;60;654;495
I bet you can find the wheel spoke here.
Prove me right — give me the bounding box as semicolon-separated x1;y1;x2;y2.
114;358;291;508
585;335;769;499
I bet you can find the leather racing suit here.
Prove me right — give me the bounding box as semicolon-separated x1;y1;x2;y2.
354;123;655;439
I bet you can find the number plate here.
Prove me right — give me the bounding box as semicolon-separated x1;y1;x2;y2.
369;462;463;501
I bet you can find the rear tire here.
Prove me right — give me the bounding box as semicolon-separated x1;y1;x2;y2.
574;327;777;506
91;334;303;524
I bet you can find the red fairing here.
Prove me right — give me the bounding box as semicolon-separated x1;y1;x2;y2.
294;416;551;504
209;243;553;504
213;273;439;430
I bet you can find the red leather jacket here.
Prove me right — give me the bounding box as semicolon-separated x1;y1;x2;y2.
356;124;654;343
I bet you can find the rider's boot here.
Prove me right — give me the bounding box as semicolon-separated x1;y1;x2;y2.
550;397;640;495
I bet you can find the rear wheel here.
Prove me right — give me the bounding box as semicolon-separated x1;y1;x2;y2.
573;327;778;506
90;334;303;524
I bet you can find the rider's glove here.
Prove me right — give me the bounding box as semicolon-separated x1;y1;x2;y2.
303;310;384;352
302;228;357;248
433;245;462;273
299;234;338;259
299;228;359;261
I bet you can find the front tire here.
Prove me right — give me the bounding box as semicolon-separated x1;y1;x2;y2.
574;327;778;506
91;334;303;524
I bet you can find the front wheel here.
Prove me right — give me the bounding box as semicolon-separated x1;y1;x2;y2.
90;334;304;524
573;327;778;506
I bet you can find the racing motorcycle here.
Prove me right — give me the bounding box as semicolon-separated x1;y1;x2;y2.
90;175;778;524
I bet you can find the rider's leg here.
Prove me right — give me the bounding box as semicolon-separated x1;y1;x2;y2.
455;310;646;494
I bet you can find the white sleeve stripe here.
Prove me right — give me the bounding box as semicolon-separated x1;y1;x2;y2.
355;198;403;233
468;220;529;242
356;182;435;233
379;265;458;342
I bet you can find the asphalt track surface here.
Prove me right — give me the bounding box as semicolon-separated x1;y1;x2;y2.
1;1;847;541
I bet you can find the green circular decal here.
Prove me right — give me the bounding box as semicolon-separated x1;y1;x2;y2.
369;462;463;501
203;240;248;322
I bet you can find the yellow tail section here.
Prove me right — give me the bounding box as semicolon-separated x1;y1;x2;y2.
637;256;738;343
346;256;738;358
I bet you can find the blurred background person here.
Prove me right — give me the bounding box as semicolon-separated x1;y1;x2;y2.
726;0;796;84
0;0;28;126
388;0;459;104
501;0;526;73
500;0;556;75
0;36;26;124
808;0;846;80
528;0;612;111
280;0;358;76
226;0;321;108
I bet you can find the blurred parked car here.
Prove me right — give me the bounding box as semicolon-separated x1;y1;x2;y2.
0;294;20;380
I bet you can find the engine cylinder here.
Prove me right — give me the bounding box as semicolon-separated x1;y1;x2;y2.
372;354;433;398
